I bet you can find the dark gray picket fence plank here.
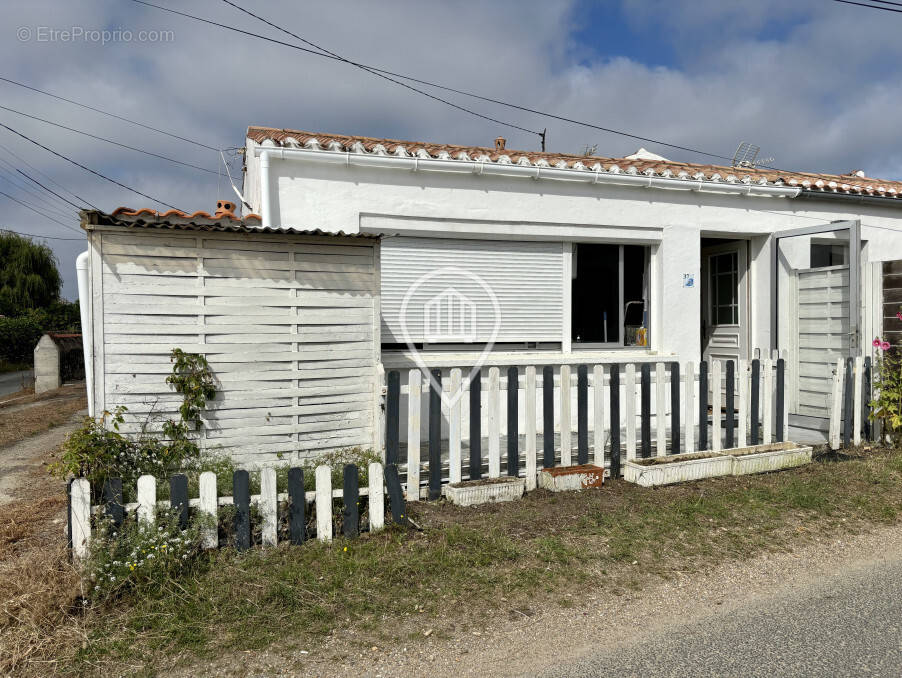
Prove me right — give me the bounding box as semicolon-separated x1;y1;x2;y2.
670;362;681;455
750;359;760;445
469;370;482;480
698;361;709;451
508;366;519;476
609;364;621;476
843;357;853;449
288;467;305;545
864;356;872;442
725;361;735;449
103;477;123;527
543;365;555;468
776;358;785;442
386;370;400;466
577;364;589;465
233;469;250;551
428;368;442;500
384;463;407;524
343;464;359;539
640;363;651;458
170;473;189;530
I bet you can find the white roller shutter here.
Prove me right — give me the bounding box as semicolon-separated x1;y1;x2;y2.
381;236;564;344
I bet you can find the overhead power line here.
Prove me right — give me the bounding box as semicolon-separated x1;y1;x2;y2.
833;0;902;12
15;168;85;211
1;227;83;241
0;104;219;174
0;121;184;211
0;142;98;209
0;75;222;152
0;189;82;233
0;162;74;216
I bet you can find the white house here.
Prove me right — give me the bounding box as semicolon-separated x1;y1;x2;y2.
77;125;902;469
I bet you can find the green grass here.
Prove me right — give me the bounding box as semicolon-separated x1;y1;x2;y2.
65;446;902;675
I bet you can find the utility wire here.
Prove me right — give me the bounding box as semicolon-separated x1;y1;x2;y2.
0;142;98;209
0;104;219;174
0;161;74;216
0;75;221;152
0;190;82;233
15;168;85;211
0;179;72;222
0;121;184;211
132;0;542;139
0;227;83;241
833;0;902;12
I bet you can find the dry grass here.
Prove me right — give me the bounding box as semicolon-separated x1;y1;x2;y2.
0;385;86;448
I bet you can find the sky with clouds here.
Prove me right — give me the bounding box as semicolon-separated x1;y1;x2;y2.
2;0;899;299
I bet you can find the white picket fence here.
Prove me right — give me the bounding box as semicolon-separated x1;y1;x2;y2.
827;356;871;450
386;352;790;498
69;463;387;559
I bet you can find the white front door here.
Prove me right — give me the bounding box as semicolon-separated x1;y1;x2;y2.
701;241;749;366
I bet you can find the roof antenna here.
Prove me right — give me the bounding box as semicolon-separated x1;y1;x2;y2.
732;142;761;168
220;150;252;212
540;128;546;152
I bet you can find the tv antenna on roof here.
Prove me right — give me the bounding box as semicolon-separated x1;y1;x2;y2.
732;142;760;168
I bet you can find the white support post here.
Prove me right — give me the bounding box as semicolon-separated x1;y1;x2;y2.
781;349;790;443
137;475;156;526
368;462;385;532
593;365;605;467
560;364;572;466
655;362;667;457
712;360;722;452
853;356;864;446
829;358;844;451
315;465;332;543
624;364;637;460
737;359;748;448
70;478;91;560
525;366;537;491
198;471;218;549
406;369;421;497
260;467;278;547
449;368;462;484
684;361;695;453
762;358;774;444
488;367;500;478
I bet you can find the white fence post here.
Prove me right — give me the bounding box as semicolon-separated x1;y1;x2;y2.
260;467;277;547
525;366;537;490
655;362;667;457
853;356;863;446
407;369;421;498
315;465;332;543
70;478;91;560
829;358;844;450
624;364;637;460
488;367;501;478
198;471;218;549
560;364;572;466
369;462;385;532
711;360;722;452
449;368;462;484
593;365;605;467
684;361;695;453
137;475;155;526
737;359;748;448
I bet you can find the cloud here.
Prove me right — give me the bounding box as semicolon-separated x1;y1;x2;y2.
2;0;901;298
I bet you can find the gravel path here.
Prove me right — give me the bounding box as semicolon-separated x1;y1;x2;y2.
198;523;902;677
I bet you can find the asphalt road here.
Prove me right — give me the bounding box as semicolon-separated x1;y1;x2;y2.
544;556;902;678
0;369;33;396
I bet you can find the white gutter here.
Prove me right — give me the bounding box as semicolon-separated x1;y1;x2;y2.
253;146;801;224
260;149;273;227
75;250;94;416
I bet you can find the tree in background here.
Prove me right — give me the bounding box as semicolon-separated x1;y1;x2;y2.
0;231;62;315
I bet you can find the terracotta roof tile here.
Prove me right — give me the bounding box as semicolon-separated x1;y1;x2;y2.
246;125;902;198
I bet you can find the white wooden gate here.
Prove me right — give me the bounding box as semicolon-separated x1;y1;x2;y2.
791;264;850;421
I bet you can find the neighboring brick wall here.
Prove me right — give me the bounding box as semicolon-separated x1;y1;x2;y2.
884;261;902;345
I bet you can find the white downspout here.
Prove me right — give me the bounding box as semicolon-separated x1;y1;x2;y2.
260;149;273;227
75;250;94;416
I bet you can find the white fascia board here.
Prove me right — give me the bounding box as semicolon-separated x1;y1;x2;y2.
254;147;802;200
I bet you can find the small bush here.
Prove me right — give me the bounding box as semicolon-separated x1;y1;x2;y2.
0;315;42;364
871;324;902;447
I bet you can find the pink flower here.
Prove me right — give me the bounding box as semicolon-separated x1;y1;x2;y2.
882;341;891;351
897;311;902;321
874;337;882;348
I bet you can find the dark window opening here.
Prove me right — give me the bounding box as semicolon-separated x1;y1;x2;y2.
810;243;848;268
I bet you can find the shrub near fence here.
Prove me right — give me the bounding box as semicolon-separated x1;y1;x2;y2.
69;462;410;559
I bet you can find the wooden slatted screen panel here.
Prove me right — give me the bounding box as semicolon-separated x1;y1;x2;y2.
884;260;902;346
95;228;378;465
